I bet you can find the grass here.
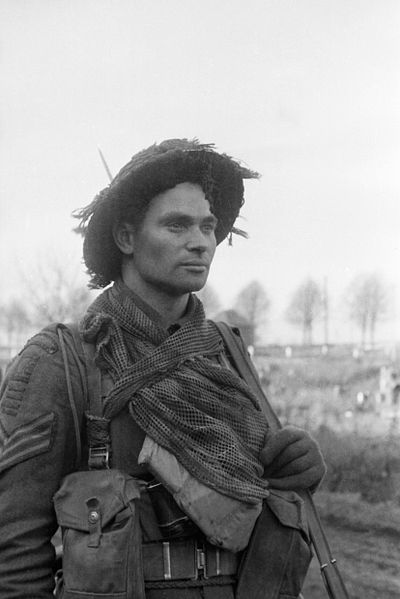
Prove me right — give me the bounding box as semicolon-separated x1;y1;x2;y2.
303;491;400;599
314;490;400;537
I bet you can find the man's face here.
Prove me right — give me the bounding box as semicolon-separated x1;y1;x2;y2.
125;182;217;298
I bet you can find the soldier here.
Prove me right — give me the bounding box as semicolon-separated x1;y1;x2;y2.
0;139;325;598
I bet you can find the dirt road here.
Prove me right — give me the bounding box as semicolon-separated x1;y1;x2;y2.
302;521;400;599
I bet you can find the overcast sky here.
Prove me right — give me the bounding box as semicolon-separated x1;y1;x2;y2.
0;0;399;343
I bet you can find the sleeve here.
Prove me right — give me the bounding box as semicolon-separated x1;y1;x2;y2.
0;326;85;598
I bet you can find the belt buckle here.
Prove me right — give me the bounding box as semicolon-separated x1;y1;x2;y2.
210;547;222;576
162;542;172;580
206;545;238;578
88;444;110;469
194;540;208;580
162;539;200;581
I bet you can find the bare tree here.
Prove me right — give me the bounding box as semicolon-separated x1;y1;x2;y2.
286;278;323;345
196;284;221;318
346;272;388;347
19;256;94;328
0;299;31;347
234;280;270;345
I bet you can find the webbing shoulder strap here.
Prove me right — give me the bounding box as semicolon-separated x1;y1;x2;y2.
57;323;110;469
58;323;103;416
57;324;84;469
214;321;350;599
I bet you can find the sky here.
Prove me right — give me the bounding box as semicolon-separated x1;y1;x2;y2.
0;0;399;344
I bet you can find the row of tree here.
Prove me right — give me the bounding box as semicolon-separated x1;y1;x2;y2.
286;274;388;346
0;263;390;349
199;273;390;347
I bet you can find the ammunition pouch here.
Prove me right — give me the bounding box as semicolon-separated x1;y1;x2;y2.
53;469;145;599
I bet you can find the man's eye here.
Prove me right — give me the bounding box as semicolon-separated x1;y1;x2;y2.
167;222;185;231
202;223;216;233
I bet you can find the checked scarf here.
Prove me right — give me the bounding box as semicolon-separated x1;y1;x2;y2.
81;281;270;504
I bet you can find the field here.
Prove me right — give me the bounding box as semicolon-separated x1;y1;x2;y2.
303;520;400;599
254;344;399;434
302;492;400;598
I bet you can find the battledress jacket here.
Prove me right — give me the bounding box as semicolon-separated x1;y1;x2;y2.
0;315;310;598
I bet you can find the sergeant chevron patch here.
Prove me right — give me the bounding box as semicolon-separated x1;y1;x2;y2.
0;412;55;474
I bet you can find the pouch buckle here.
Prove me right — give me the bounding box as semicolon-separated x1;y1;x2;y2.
86;497;102;547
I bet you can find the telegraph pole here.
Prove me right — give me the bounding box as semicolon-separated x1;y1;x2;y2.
323;276;329;346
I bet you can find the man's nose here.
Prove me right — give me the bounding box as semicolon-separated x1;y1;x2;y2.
186;228;209;252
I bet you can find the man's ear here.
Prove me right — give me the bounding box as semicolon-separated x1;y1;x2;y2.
113;222;136;255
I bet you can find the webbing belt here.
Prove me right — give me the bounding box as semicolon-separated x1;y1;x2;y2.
143;537;238;583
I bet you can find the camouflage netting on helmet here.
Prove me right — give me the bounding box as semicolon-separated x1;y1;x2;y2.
74;139;259;288
81;280;269;504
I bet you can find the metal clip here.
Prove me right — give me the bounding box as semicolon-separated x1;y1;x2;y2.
162;542;172;580
88;445;110;469
196;545;208;579
215;548;221;576
86;497;101;547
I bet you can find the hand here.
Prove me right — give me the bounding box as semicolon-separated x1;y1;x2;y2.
260;426;326;491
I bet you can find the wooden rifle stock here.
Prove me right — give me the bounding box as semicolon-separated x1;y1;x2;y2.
214;322;350;599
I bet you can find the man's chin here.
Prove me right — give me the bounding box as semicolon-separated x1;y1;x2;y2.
178;282;207;295
164;276;208;296
186;276;209;293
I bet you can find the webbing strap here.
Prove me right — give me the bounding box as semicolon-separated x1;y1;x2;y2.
58;323;111;469
57;325;83;469
214;321;349;599
80;335;102;418
57;323;102;417
214;323;281;432
77;329;111;469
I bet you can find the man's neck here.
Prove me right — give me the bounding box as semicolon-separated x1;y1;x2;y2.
121;276;190;329
146;293;189;329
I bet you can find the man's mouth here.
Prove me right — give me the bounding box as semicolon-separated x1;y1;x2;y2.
181;262;208;272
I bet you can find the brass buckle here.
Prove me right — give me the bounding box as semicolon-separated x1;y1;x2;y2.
162;542;172;580
162;540;204;581
88;445;110;469
215;548;221;576
195;540;208;579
